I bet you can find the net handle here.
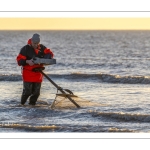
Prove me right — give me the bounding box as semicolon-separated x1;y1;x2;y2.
32;67;80;108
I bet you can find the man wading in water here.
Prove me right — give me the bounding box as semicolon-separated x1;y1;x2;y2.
16;33;54;105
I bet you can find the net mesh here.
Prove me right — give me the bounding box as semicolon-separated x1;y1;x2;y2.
50;92;103;109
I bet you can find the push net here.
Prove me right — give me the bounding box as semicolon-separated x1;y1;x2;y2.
50;92;103;109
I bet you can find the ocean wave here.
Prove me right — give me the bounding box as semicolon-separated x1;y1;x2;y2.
0;122;136;132
71;73;150;84
0;74;22;81
89;111;150;122
1;73;150;84
108;127;135;132
0;123;60;132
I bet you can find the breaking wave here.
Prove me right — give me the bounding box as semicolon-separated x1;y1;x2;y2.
0;123;60;132
0;122;136;132
1;73;150;84
89;110;150;122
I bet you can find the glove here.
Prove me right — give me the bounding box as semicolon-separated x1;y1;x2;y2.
26;59;34;66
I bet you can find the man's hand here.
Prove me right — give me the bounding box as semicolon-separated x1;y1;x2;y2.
26;59;34;66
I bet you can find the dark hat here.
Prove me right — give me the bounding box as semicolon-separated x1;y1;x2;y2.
31;33;40;43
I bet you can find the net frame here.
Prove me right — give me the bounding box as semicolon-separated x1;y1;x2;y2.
50;91;102;109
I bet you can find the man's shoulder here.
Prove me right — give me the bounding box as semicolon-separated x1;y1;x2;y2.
21;44;31;50
39;44;46;49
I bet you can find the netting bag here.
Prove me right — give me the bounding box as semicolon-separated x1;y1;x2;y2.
50;91;103;109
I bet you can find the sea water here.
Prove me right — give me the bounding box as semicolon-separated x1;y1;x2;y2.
0;30;150;133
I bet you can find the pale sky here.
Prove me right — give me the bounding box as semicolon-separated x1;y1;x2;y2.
1;18;150;30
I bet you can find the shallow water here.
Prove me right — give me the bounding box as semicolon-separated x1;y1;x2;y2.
1;30;150;132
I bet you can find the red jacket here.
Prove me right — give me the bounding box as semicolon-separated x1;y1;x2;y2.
16;39;54;82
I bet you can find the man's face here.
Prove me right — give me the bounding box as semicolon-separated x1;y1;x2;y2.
31;41;39;49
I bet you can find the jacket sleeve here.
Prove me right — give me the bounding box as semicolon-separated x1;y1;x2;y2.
41;44;54;59
16;46;27;66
